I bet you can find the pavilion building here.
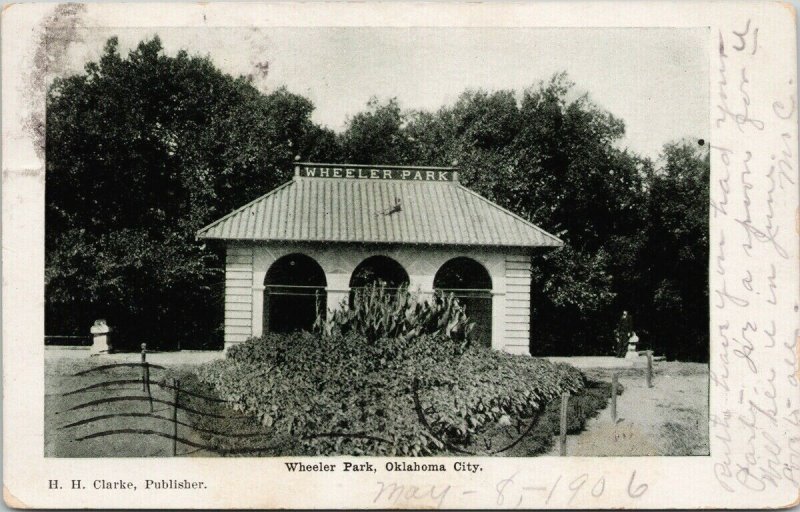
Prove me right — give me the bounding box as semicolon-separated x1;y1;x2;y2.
197;163;562;354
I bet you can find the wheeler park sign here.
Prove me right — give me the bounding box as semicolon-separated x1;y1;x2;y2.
295;162;456;182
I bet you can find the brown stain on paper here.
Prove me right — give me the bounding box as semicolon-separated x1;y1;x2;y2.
779;2;797;22
3;485;28;509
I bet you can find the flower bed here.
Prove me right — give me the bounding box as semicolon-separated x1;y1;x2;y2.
194;331;586;455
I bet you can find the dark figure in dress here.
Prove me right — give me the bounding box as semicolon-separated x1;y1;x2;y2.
615;310;633;358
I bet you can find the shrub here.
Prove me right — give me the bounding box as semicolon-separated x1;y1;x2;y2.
195;331;585;455
412;348;584;447
502;380;613;455
314;284;474;343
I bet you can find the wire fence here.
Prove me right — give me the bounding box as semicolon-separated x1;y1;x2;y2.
45;335;92;346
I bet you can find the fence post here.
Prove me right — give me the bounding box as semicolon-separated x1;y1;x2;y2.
172;378;179;456
646;351;654;388
559;392;569;456
141;343;147;391
142;343;154;411
611;373;619;422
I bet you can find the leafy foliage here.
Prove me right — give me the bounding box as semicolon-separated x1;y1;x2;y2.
314;284;474;343
45;37;336;348
195;332;585;455
637;141;710;360
336;75;707;360
530;247;617;355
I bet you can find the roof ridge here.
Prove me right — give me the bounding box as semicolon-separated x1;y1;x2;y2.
454;183;563;246
197;176;564;248
196;178;296;239
297;161;457;171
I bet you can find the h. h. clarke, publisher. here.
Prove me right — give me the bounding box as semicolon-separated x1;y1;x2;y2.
55;479;208;491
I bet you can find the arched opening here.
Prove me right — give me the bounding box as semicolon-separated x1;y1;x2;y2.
349;255;410;303
264;254;327;334
434;257;493;347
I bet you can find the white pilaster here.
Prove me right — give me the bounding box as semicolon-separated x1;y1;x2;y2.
325;272;351;312
252;285;265;337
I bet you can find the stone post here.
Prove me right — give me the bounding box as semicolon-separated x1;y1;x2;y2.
624;332;640;360
90;319;113;354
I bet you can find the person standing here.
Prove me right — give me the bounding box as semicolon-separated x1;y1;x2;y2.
615;310;633;357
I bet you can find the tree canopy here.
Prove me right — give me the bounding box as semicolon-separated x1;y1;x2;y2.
46;37;336;348
47;38;709;360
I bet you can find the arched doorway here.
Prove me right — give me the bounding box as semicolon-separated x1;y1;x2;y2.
434;257;493;347
349;255;410;303
264;254;327;333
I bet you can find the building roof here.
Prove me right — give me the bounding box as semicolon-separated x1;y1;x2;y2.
197;163;562;248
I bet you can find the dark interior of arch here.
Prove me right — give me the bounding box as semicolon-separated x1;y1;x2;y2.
433;257;492;290
349;255;410;289
264;254;326;334
434;257;493;348
265;253;327;287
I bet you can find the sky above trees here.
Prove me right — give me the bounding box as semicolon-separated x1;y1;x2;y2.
54;27;709;160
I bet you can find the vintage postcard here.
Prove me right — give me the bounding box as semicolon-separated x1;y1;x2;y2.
2;1;798;508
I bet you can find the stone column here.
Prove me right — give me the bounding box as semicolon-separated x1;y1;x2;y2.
325;272;351;313
90;319;112;354
251;285;265;337
408;273;435;301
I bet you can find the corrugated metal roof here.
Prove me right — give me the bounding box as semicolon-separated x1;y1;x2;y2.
197;174;562;248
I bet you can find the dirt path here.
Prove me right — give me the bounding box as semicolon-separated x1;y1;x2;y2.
548;364;709;456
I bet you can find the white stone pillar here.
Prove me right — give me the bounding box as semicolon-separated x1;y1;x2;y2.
252;285;265;337
250;247;272;339
409;273;435;301
325;273;351;313
90;319;112;354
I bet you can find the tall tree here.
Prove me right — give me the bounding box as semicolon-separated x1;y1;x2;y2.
339;98;416;164
340;74;652;355
639;140;710;360
46;37;331;348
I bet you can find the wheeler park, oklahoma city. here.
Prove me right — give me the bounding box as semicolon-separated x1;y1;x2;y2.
283;460;483;473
